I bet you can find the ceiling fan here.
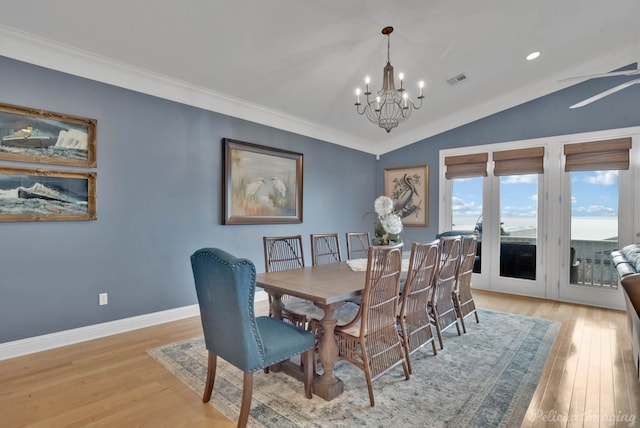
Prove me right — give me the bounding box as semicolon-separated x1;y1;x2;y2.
560;63;640;108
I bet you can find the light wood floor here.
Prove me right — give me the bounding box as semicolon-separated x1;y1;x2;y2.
1;290;639;427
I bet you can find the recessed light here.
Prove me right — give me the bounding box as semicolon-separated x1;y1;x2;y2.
526;51;541;61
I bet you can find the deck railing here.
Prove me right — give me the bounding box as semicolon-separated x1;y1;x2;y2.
465;233;619;289
494;236;619;289
571;239;619;289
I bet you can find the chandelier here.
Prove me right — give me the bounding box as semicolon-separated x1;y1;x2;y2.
354;26;424;133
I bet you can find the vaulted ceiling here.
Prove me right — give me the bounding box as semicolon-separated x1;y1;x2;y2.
1;0;639;155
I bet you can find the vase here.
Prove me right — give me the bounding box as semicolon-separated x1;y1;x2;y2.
373;219;403;247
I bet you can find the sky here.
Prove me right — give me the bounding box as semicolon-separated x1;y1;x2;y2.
451;170;619;227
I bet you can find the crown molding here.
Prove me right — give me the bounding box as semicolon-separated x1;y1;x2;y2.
0;25;374;154
2;25;636;158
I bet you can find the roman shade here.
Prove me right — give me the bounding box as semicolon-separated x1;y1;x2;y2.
564;138;632;171
493;147;544;176
444;153;488;179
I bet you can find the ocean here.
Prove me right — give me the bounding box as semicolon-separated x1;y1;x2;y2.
451;216;617;241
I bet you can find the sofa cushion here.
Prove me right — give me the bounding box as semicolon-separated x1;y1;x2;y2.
621;244;640;273
611;250;628;266
616;263;638;278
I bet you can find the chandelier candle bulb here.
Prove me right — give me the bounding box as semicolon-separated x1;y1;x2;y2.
355;88;361;105
419;81;424;97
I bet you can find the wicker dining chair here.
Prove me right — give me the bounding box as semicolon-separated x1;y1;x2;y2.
263;235;322;328
335;246;410;406
191;248;314;428
453;235;480;333
398;240;439;373
429;236;462;349
310;233;342;266
345;232;370;260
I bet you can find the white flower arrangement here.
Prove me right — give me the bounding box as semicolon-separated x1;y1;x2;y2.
372;195;403;245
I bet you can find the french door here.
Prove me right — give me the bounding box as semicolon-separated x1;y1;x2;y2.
554;139;634;309
440;129;638;310
447;169;546;299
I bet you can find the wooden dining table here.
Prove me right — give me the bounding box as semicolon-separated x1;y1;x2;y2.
256;262;367;401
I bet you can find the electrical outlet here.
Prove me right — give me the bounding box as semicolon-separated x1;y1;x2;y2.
99;293;108;306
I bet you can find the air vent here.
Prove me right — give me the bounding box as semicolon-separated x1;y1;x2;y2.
446;73;468;85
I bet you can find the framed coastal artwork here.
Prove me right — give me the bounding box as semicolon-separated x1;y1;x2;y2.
384;164;429;227
0;102;97;167
0;165;96;222
223;138;303;224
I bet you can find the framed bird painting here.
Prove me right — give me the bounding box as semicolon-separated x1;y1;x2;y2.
384;164;429;227
222;138;303;224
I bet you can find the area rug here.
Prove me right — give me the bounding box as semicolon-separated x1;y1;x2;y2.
147;309;559;427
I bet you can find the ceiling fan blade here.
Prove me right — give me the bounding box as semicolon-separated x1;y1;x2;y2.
570;78;640;108
560;69;640;83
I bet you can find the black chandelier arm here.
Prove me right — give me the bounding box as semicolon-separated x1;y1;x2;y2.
355;102;369;116
407;96;425;110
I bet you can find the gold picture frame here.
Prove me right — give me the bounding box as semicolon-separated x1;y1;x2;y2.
384;164;429;227
0;165;96;222
223;138;303;224
0;101;97;167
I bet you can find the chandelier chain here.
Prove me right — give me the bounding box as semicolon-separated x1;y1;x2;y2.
386;31;391;63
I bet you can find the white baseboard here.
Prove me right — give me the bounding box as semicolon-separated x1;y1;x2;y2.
0;290;268;361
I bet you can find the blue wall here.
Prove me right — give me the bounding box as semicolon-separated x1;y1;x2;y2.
2;55;639;344
0;57;377;343
378;69;640;244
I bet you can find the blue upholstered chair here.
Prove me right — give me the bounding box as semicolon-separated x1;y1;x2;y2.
191;248;315;428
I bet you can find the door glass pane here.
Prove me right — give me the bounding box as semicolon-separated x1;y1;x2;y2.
499;174;538;280
569;171;619;289
451;177;482;273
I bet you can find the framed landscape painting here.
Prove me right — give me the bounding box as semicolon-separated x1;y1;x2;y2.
384;164;429;227
0;165;96;222
0;102;97;167
223;138;303;224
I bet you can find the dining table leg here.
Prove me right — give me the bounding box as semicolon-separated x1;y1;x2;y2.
312;303;344;400
268;291;284;320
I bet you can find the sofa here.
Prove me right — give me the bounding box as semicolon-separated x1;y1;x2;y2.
610;244;640;381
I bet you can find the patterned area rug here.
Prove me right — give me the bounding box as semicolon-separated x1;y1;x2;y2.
147;309;559;427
